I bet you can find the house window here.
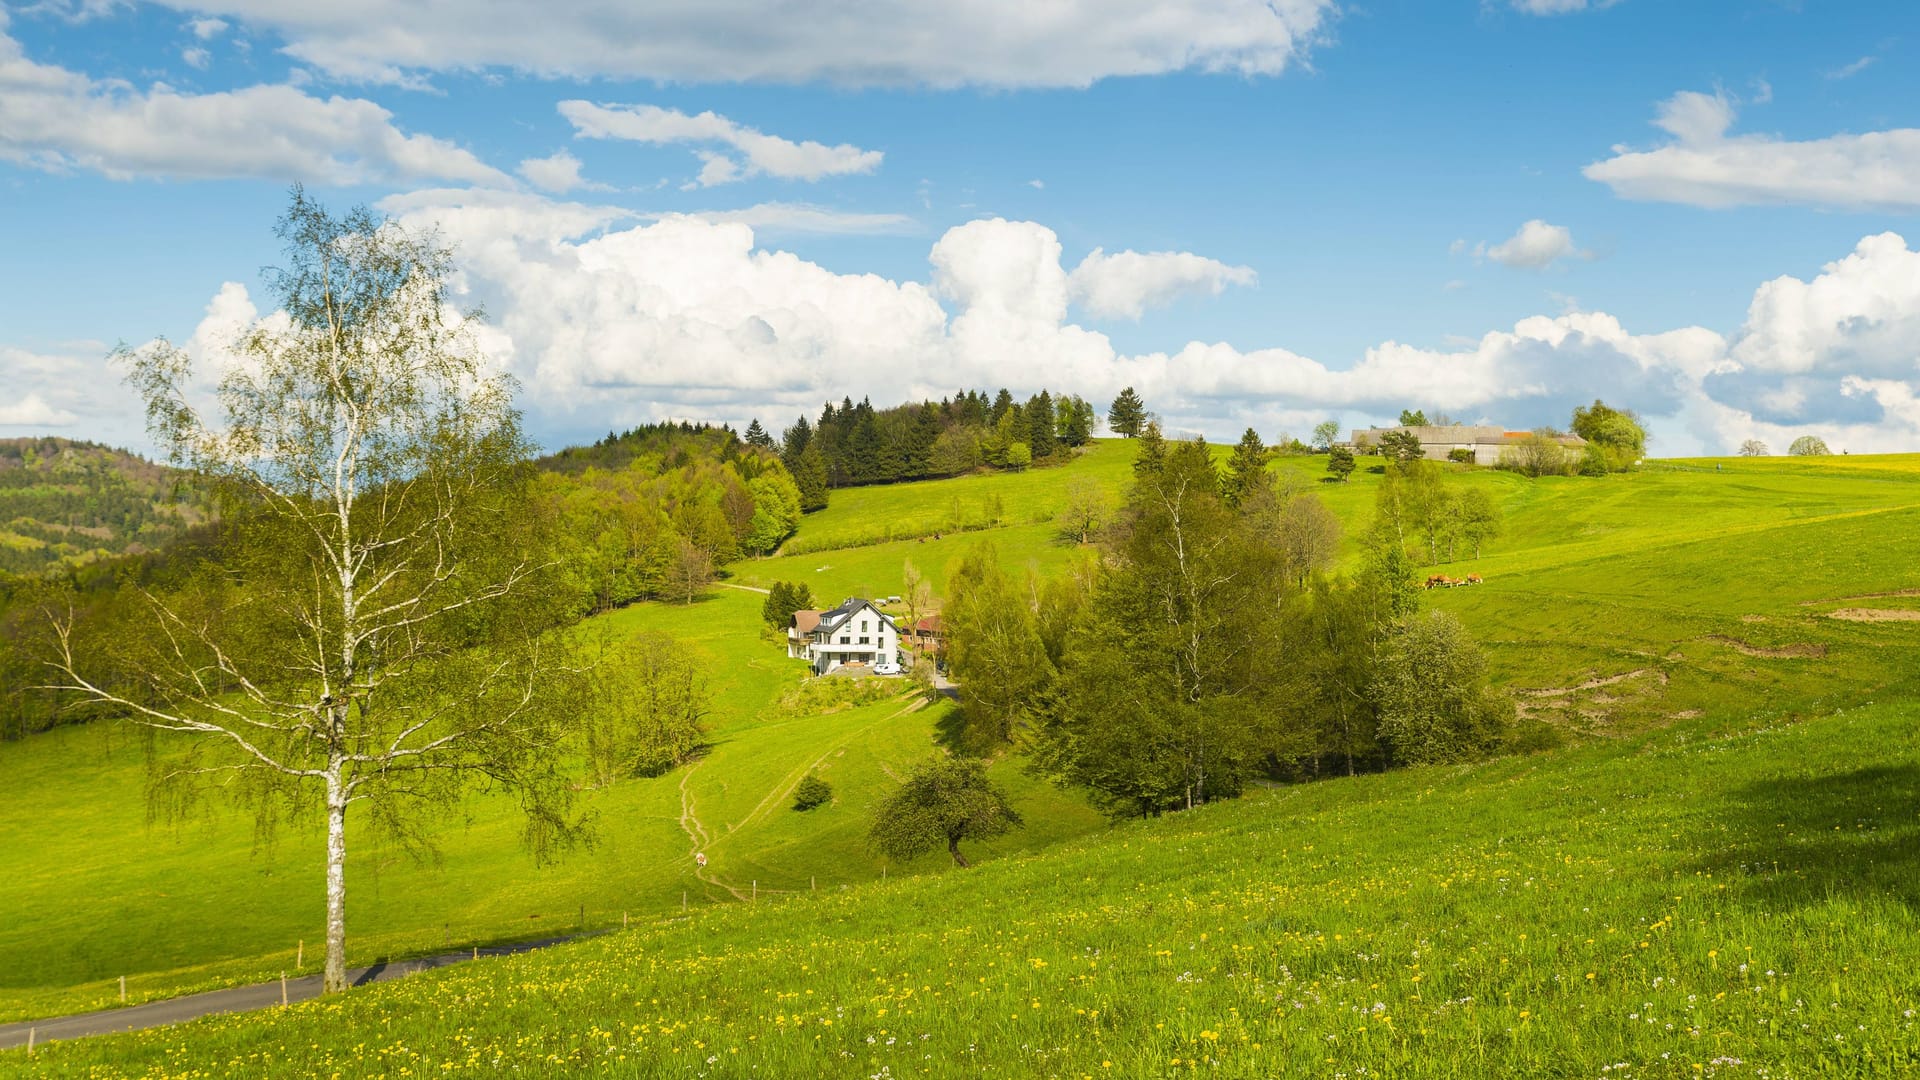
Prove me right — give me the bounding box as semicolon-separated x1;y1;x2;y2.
860;619;868;632
859;636;870;645
840;636;850;644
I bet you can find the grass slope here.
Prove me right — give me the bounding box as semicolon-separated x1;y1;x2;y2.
4;444;1919;1038
0;590;1099;1023
15;699;1919;1077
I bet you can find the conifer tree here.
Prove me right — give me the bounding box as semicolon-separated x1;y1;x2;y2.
1223;427;1269;506
1108;387;1146;437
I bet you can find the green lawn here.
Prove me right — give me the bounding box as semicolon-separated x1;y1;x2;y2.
19;696;1919;1077
4;447;1920;1040
0;588;1099;1024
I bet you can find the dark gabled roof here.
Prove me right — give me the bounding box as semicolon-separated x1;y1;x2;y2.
816;598;895;635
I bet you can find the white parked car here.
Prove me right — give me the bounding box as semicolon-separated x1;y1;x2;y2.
872;661;902;676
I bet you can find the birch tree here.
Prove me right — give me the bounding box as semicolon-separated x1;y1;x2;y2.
46;191;586;994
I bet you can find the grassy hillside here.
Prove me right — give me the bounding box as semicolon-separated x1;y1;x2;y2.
2;442;1918;1044
0;589;1100;1024
17;697;1919;1077
0;438;205;575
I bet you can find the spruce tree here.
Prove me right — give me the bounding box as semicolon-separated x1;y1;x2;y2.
1108;387;1146;437
1027;391;1058;460
1223;427;1269;506
1133;420;1167;478
744;418;774;448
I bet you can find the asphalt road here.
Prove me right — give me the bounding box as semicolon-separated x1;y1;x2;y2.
0;934;587;1051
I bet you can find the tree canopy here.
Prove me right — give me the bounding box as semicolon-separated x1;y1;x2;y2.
869;756;1023;867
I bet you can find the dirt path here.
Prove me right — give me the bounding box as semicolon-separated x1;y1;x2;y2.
677;765;750;901
1826;608;1920;623
1517;668;1667;699
1702;634;1828;658
673;694;928;902
719;583;771;595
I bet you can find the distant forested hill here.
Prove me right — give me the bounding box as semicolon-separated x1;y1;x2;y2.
0;437;207;575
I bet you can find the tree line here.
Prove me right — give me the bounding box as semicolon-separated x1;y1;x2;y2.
942;434;1517;818
762;388;1101;500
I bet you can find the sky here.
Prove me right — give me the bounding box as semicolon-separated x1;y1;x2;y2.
3;0;1920;457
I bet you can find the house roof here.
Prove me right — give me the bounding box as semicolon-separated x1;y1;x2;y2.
815;598;896;635
791;609;822;635
913;615;943;634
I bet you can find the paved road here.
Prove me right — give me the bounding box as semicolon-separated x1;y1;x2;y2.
0;934;589;1051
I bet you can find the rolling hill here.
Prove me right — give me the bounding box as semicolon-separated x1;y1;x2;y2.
2;442;1919;1076
0;439;207;576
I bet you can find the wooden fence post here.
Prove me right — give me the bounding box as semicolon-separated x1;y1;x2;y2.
280;973;288;1007
119;975;126;1002
297;939;304;969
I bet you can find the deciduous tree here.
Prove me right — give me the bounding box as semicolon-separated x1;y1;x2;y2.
50;191;588;995
869;756;1023;867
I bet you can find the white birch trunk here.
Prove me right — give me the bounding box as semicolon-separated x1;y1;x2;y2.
324;771;348;994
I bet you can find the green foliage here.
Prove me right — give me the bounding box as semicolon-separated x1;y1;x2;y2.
942;544;1056;748
1789;435;1831;456
1311;419;1342;452
1107;387;1146;437
762;580;816;630
869;755;1023;867
0;437;210;575
791;771;833;811
1398;408;1428;426
1131;421;1167;478
1498;430;1580;477
1570;399;1647;471
582;632;712;784
1004;441;1032;470
1325;444;1355;482
1447;447;1475;464
542;432;804;611
1373;611;1512;765
1221;427;1268;506
1379;429;1425;465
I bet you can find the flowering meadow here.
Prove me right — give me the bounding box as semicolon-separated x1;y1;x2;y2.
13;695;1919;1078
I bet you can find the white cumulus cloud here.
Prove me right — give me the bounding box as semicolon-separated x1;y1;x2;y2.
559;102;882;188
517;149;610;194
1067;247;1258;319
0;11;509;185
1473;219;1590;270
128;0;1333;88
1586;89;1920;210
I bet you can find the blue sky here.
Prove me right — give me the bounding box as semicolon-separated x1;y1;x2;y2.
4;0;1920;455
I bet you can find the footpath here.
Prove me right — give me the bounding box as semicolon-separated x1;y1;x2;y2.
0;934;588;1051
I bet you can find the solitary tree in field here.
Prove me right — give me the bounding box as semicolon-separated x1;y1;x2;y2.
1788;435;1831;456
1108;387;1146;437
47;191;588;995
1739;439;1770;457
1056;477;1114;544
869;756;1023;867
1312;419;1342;452
1326;445;1356;482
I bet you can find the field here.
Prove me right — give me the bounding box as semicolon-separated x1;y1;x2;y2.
14;695;1919;1077
0;589;1100;1024
2;442;1919;1072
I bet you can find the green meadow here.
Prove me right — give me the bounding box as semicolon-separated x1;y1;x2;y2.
2;442;1919;1074
16;696;1920;1077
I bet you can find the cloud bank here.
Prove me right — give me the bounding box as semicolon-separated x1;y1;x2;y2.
132;0;1335;88
1587;89;1920;210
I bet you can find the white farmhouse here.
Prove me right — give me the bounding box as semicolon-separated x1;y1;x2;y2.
787;598;900;675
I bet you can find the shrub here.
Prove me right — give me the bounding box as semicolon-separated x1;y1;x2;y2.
1447;447;1475;464
792;772;833;811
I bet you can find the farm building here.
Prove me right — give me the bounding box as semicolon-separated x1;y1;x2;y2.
787;598;901;676
1348;424;1587;466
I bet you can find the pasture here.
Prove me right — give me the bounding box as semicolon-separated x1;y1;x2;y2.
1;442;1918;1052
16;694;1920;1076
